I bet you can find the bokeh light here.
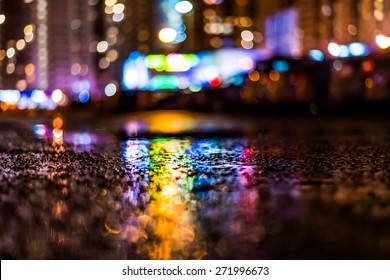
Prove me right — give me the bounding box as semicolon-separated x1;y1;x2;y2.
328;42;341;57
175;1;193;14
104;83;117;97
158;28;177;43
376;34;390;49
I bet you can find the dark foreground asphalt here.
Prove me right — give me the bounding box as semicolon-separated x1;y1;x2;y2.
0;112;389;259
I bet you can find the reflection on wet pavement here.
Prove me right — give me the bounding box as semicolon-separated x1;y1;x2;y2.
0;115;389;259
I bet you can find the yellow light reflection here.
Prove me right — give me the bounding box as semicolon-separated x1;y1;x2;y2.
52;115;64;150
147;112;196;134
121;138;206;259
144;139;205;259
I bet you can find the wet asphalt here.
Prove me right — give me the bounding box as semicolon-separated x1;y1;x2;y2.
0;113;389;259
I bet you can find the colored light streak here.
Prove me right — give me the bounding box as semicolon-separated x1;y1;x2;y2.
144;138;200;259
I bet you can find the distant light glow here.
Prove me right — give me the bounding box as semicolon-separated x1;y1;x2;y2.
16;79;27;91
339;45;350;58
105;0;117;6
112;12;124;22
73;133;92;146
241;40;254;49
16;39;26;51
151;76;179;90
309;50;324;61
25;33;34;43
376;34;390;49
328;42;341;57
272;60;289;72
0;14;5;25
31;90;47;104
248;71;260;82
333;60;342;71
188;84;202;92
34;124;48;137
321;5;332;16
146;55;166;70
52;89;64;103
124;70;139;88
349;42;367;56
104;83;117;97
79;90;90;103
365;78;374;89
17;95;29;110
204;0;223;4
175;1;193;14
166;54;198;72
97;41;109;53
158;28;177;43
24;24;34;35
0;90;21;104
6;48;16;58
269;70;280;82
238;57;255;71
241;30;254;42
113;3;125;14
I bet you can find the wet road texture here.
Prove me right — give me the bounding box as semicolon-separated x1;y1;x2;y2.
0;112;389;259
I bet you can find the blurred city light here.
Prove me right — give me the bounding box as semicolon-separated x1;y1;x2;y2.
158;28;177;43
339;45;350;58
79;90;90;103
104;83;117;97
309;50;325;61
174;1;193;14
31;90;47;104
123;49;261;91
328;42;341;57
33;124;48;137
51;89;64;103
272;60;290;72
349;42;368;56
376;34;390;49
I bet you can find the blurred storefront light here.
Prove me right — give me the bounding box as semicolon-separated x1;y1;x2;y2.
175;1;193;14
339;45;350;58
158;28;177;43
328;42;341;57
376;34;390;49
349;42;367;56
104;83;117;97
309;50;324;61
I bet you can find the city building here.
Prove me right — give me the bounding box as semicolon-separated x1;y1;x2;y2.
0;0;102;101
